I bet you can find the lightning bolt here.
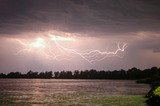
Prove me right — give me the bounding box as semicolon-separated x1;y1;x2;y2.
15;33;128;63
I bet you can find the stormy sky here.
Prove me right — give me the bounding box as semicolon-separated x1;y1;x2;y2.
0;0;160;73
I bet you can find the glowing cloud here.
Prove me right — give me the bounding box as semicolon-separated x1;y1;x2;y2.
52;36;76;42
15;33;128;63
31;38;46;48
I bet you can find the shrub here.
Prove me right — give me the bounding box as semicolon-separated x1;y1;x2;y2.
146;86;160;106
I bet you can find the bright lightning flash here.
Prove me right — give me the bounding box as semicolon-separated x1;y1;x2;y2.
32;38;45;48
16;37;46;55
16;34;128;63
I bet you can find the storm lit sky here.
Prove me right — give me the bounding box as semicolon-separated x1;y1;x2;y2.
0;0;160;73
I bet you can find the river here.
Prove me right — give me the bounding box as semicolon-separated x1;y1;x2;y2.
0;79;150;105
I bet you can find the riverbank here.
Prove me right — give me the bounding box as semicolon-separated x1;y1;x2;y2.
0;95;146;106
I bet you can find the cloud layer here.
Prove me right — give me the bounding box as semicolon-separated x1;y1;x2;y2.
0;0;160;36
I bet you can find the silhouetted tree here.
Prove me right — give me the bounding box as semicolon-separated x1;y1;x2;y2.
38;72;45;78
0;73;6;78
73;70;80;79
26;70;38;78
44;71;53;78
7;72;22;78
54;72;59;78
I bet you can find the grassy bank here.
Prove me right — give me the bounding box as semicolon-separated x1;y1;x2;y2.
0;95;147;106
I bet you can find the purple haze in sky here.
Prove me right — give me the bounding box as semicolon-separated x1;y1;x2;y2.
0;0;160;73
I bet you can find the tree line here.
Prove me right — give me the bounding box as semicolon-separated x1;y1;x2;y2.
0;70;53;79
0;67;160;79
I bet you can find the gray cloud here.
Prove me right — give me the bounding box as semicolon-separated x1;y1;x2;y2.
0;0;160;36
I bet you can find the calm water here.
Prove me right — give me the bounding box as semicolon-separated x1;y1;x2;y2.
0;79;150;105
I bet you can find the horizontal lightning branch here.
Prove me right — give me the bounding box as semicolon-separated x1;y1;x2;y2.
15;34;128;63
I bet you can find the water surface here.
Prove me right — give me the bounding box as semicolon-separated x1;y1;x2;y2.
0;79;150;105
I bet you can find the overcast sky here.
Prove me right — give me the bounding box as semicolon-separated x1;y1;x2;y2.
0;0;160;73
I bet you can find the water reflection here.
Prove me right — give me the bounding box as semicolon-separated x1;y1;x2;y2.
0;79;150;105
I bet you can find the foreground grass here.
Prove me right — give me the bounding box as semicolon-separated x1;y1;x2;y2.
0;95;146;106
83;95;147;106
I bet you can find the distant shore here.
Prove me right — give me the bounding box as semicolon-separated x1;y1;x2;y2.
0;67;159;80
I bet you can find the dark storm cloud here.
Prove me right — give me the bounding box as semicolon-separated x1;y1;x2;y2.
0;0;160;36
